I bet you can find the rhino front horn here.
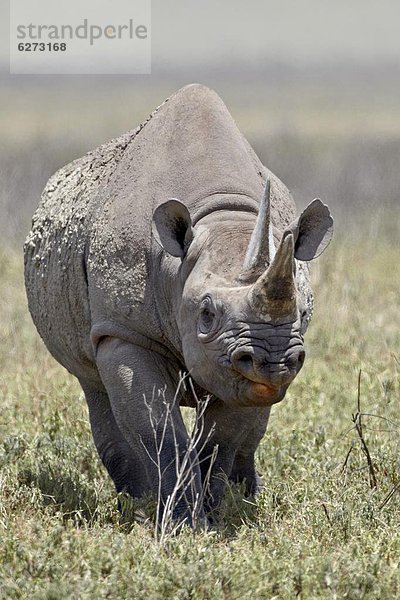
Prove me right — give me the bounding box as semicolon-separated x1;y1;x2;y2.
249;231;296;317
239;178;275;283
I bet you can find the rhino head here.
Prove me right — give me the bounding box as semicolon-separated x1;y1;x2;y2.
153;181;333;407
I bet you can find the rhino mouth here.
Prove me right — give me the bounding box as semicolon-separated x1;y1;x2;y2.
239;376;288;407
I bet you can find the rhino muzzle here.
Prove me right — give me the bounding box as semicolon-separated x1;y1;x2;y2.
231;344;305;388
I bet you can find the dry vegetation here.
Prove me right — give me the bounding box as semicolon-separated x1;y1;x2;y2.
0;72;399;598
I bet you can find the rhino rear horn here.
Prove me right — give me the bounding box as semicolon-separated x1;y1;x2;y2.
239;178;275;282
249;231;296;317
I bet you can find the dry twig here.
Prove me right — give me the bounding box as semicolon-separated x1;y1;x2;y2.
379;481;400;510
141;373;217;543
351;370;377;489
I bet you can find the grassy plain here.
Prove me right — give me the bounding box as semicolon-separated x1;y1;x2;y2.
1;220;400;599
0;72;400;598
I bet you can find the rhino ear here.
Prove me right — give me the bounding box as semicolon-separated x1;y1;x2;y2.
288;199;333;261
152;199;194;258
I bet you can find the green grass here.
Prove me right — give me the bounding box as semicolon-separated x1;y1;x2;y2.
1;226;400;599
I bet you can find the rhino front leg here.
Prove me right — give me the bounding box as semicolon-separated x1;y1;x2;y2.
229;407;271;496
95;337;205;526
198;401;270;515
80;382;151;499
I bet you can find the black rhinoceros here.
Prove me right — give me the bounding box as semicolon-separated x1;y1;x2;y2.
24;84;333;526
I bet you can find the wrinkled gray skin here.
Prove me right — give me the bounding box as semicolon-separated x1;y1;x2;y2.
24;84;333;525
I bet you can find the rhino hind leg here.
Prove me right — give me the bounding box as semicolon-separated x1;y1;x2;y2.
80;382;150;499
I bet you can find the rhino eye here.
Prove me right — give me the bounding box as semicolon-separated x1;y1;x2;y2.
199;298;216;334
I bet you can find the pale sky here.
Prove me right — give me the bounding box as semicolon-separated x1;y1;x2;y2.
152;0;400;66
2;0;400;70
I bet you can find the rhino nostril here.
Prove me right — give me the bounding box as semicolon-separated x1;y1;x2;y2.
286;349;305;374
296;350;305;372
237;353;254;367
232;352;254;374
